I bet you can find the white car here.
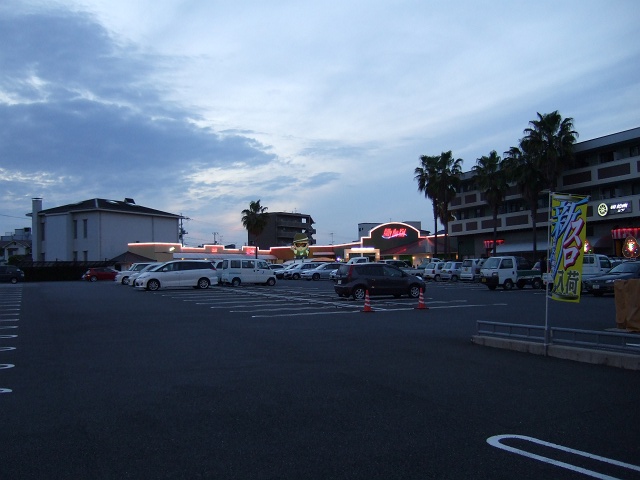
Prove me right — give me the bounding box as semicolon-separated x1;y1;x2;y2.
128;262;163;287
135;260;218;291
114;262;153;285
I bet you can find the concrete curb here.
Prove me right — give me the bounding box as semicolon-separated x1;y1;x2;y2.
471;335;640;371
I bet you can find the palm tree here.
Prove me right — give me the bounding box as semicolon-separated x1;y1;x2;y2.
414;154;441;256
472;150;509;255
523;111;578;191
436;151;463;255
241;200;269;258
415;151;463;257
503;144;546;259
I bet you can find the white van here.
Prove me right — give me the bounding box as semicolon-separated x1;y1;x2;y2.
347;257;370;264
581;254;612;280
220;258;277;286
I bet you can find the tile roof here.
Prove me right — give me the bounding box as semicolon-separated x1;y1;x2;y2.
37;198;180;218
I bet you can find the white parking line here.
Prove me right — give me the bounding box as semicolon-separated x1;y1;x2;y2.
487;434;640;479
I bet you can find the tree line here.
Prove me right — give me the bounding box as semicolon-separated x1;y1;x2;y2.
414;110;578;259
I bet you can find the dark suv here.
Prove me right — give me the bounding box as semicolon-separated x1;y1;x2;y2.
333;263;425;300
0;265;25;284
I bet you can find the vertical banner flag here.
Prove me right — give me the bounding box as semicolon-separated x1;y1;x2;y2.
548;193;589;302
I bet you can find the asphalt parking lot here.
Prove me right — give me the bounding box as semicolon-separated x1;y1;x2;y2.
1;279;639;479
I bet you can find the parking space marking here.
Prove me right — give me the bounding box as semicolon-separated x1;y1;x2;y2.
487;434;640;479
0;286;21;394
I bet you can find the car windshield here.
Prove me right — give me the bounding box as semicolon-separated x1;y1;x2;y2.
482;257;501;269
607;262;640;274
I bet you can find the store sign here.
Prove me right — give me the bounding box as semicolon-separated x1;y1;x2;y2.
381;227;407;240
597;201;632;217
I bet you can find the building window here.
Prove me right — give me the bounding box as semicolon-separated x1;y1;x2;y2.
83;251;88;262
73;220;78;239
83;219;88;238
599;151;614;163
73;251;78;261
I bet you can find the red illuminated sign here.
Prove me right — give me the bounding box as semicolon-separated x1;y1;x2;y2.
382;228;407;240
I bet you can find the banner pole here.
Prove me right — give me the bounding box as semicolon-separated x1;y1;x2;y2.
544;191;552;355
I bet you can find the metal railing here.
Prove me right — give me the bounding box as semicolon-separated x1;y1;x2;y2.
476;321;640;354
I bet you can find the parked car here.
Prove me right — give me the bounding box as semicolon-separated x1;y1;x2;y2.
114;262;153;285
440;261;463;282
219;258;276;286
268;264;286;273
301;262;342;281
0;265;25;284
460;258;482;281
382;259;410;268
346;257;370;264
423;261;446;281
128;262;163;287
283;262;324;280
333;263;426;300
582;261;640;296
82;267;118;282
134;260;217;291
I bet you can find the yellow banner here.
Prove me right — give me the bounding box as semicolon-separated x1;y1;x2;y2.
548;194;589;302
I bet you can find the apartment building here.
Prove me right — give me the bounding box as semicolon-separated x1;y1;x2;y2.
249;212;316;249
449;127;640;259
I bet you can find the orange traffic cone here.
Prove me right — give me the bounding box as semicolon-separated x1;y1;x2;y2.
362;290;374;313
415;288;428;310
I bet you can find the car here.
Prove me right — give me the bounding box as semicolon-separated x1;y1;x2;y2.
382;259;410;268
114;262;153;285
300;262;342;281
582;261;640;296
333;262;426;300
423;261;446;281
82;267;118;282
283;262;324;280
127;262;164;287
0;265;25;284
440;261;463;282
268;264;286;272
460;258;482;281
134;260;218;291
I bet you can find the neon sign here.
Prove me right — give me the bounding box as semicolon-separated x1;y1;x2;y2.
381;228;407;240
598;201;631;217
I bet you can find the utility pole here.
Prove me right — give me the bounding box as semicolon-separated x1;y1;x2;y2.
179;214;190;246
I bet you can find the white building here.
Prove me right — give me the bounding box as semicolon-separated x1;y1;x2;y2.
30;198;181;262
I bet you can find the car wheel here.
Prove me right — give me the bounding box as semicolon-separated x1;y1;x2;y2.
451;275;458;282
352;287;366;300
434;274;441;282
90;276;97;282
122;276;129;285
312;273;320;281
197;277;210;289
503;279;514;290
532;278;543;290
408;285;421;298
147;279;160;291
266;277;276;286
292;273;301;280
10;277;18;284
232;278;241;287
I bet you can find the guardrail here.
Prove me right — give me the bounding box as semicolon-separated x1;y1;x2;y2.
476;321;640;354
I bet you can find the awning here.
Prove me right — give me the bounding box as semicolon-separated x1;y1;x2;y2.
612;227;640;239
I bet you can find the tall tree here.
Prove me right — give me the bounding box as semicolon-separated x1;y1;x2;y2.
523;111;578;191
414;154;441;256
436;151;463;255
472;150;509;256
414;151;462;257
504;111;579;260
241;200;269;258
503;144;546;259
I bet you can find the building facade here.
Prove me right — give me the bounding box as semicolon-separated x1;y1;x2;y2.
30;198;181;262
448;127;640;260
249;212;316;249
